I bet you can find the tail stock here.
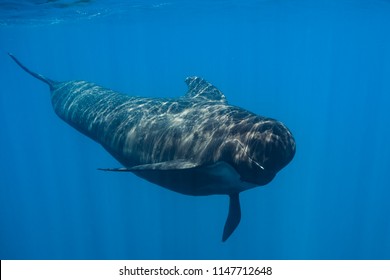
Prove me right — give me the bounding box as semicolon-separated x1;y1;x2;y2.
9;53;57;90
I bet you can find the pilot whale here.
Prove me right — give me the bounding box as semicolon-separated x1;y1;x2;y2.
9;53;295;241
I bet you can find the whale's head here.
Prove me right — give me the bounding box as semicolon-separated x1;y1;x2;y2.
234;119;296;186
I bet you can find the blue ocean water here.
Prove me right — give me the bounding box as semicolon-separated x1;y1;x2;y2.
1;0;390;260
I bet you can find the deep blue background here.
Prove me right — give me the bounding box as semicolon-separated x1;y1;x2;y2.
1;0;390;259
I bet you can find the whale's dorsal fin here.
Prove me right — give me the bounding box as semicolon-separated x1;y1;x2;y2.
184;76;227;103
222;193;241;242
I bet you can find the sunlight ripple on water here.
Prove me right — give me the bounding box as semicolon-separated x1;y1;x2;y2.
0;0;175;25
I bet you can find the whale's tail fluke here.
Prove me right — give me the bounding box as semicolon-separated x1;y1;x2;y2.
8;53;57;90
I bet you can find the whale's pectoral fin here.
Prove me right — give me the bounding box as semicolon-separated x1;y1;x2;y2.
222;193;241;242
98;167;132;172
128;160;199;170
98;159;199;172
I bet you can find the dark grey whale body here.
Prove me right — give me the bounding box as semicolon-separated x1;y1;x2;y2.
9;54;296;241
